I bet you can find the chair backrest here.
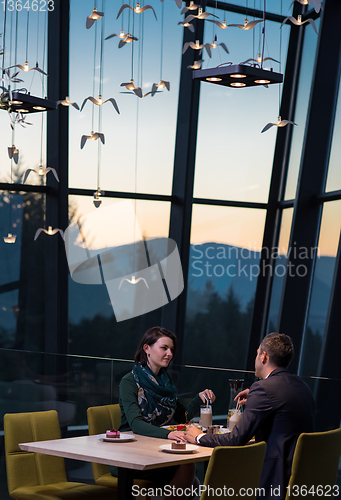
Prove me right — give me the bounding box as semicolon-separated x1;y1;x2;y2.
4;410;67;496
200;442;267;500
87;404;121;480
285;428;341;500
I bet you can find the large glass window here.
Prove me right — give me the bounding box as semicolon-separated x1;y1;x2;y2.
194;14;290;203
266;207;294;333
69;0;182;195
325;78;341;192
184;205;266;362
0;191;46;351
0;8;48;183
68;196;171;357
284;21;320;200
298;200;341;377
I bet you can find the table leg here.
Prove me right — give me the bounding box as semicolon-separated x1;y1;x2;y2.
118;467;135;500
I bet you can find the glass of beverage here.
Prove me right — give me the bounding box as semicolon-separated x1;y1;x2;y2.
228;409;241;431
200;405;212;428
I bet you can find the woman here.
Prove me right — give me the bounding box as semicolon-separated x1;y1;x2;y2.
111;326;215;498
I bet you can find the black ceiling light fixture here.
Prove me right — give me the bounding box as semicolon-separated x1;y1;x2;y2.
193;63;283;88
192;0;283;89
0;91;57;113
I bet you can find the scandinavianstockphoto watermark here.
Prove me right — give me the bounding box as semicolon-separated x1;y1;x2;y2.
190;243;320;281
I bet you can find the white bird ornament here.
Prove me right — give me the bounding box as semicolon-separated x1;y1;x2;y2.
57;96;79;110
120;79;143;98
207;19;229;29
183;40;213;57
281;15;318;34
80;94;120;114
261;116;297;133
151;80;170;96
289;0;321;13
228;18;263;30
178;21;195;32
7;61;47;75
187;59;204;69
181;1;200;14
118;275;149;289
23;165;60;184
116;3;157;20
34;226;65;241
86;7;104;29
184;8;219;22
8;145;19;164
80;131;105;149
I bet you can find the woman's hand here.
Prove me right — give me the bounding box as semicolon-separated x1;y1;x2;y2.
234;388;249;405
199;389;216;404
167;431;187;442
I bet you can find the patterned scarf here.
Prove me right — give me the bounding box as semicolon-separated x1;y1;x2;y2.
132;362;178;426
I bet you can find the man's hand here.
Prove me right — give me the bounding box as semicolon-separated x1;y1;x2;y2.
199;389;216;404
183;425;201;444
167;431;187;441
234;388;249;405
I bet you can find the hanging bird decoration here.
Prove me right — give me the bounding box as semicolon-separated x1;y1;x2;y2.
80;94;120;113
187;59;204;69
182;40;214;58
261;116;297;133
207;36;229;54
34;226;65;241
181;1;200;14
207;19;229;29
22;165;59;184
242;53;280;65
8;145;19;164
178;21;195;32
184;8;219;22
86;7;104;29
151;80;170;96
93;188;105;208
280;15;318;34
105;30;138;48
118;275;149;289
3;233;16;244
7;61;48;75
57;96;79;110
228;18;263;30
289;0;321;13
120;79;143;98
80;131;105;149
116;3;157;20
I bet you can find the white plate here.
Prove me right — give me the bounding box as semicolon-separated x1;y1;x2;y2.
159;444;199;454
99;433;135;442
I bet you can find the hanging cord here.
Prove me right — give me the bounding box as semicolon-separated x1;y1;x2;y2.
41;8;47;97
25;9;29;62
1;0;7;70
131;2;135;79
160;1;164;81
97;0;105;189
92;14;98;131
138;6;144;88
278;0;282;112
260;0;265;69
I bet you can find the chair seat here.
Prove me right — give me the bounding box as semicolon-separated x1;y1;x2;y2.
10;482;115;500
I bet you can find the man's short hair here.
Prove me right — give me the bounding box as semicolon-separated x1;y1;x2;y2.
261;333;294;368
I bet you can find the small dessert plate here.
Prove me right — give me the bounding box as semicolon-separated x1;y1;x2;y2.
99;433;135;442
159;444;199;454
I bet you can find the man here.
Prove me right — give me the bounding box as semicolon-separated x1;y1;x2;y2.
184;333;315;500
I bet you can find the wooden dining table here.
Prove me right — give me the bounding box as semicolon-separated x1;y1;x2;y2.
19;432;214;500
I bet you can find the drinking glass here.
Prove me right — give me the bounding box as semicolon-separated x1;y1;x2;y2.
200;405;212;428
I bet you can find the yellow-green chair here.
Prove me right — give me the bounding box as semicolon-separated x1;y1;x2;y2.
4;410;115;499
87;404;157;493
285;428;341;500
200;441;267;500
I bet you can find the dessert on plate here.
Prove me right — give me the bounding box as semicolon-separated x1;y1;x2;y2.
106;429;120;438
171;441;186;450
